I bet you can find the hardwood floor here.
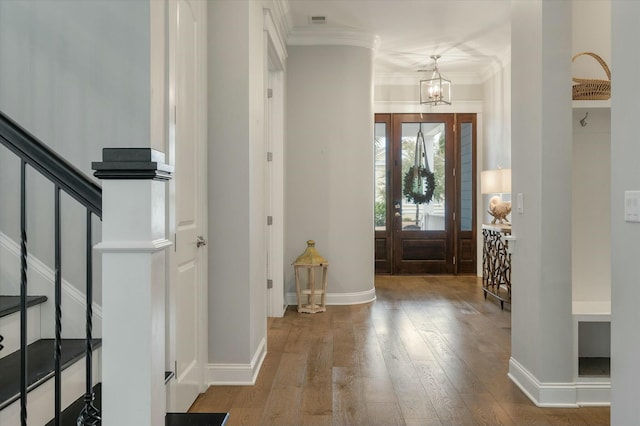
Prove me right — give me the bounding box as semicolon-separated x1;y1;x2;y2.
190;275;610;425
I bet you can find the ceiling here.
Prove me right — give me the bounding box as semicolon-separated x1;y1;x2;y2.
286;0;511;80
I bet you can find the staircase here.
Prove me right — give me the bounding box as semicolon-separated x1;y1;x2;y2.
0;112;228;425
0;295;228;425
0;295;102;425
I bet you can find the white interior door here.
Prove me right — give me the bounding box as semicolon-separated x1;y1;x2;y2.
167;0;207;412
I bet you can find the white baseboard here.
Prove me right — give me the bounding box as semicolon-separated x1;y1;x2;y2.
206;338;266;386
576;381;611;406
509;357;610;407
285;287;376;307
0;231;102;338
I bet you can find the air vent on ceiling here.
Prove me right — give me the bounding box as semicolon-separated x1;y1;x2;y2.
309;15;327;24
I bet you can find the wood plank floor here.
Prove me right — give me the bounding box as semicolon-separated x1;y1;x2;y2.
190;275;610;425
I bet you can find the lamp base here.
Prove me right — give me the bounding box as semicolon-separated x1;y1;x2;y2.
488;195;512;224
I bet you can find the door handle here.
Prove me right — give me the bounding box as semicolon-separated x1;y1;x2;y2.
196;236;207;248
395;212;401;217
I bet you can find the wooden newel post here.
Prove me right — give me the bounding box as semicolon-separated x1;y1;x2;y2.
92;148;173;426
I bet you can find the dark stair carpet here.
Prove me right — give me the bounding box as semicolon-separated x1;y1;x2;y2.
0;338;101;410
0;295;48;317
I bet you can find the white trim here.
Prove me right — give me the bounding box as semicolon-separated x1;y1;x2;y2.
508;357;577;407
263;8;288;70
509;357;609;407
0;231;103;338
288;27;379;50
576;381;611;407
262;0;291;43
94;238;173;253
478;47;511;83
206;338;267;385
286;287;376;307
374;100;483;114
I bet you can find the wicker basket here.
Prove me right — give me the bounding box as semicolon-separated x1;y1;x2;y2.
572;52;611;100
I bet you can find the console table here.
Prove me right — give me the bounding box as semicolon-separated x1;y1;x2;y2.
482;224;512;309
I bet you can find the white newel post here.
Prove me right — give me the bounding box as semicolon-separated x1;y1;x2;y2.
92;148;173;426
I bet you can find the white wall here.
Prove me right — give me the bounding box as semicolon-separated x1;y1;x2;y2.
572;0;611;81
611;1;640;422
0;0;156;304
509;0;575;403
285;44;375;305
572;108;610;303
207;0;267;367
481;62;511;274
570;0;611;305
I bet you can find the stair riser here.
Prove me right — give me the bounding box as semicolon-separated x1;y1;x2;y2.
0;347;101;426
0;306;41;360
1;232;103;340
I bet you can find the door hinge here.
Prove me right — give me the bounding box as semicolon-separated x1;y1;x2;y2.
267;279;273;289
267;216;273;226
267;152;273;162
453;167;456;177
453;212;456;221
267;88;273;98
453;256;456;265
174;360;178;378
174;233;177;252
174;105;177;125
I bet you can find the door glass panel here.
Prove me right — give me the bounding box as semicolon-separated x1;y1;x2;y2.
374;122;387;231
460;122;473;231
400;122;445;231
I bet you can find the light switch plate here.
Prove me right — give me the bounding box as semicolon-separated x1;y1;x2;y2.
625;191;640;222
517;193;524;214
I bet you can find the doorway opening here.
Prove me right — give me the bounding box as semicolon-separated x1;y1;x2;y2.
374;113;477;274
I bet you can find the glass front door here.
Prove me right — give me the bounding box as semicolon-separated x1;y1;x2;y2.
374;113;476;274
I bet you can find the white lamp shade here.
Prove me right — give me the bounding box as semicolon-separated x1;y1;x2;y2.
481;168;511;194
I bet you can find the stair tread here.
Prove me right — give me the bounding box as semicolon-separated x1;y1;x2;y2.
46;383;229;426
166;412;230;426
0;295;48;318
0;338;101;410
44;383;101;426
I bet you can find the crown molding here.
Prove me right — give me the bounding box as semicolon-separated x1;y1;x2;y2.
479;47;512;83
262;0;292;45
288;26;380;50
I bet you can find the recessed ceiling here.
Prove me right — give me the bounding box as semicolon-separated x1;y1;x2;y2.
287;0;511;80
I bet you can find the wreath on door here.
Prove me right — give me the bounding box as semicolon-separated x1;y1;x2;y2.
403;123;436;204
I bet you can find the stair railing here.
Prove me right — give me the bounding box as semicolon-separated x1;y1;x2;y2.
0;110;101;426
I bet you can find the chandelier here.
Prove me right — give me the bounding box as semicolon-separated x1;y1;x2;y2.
419;55;451;106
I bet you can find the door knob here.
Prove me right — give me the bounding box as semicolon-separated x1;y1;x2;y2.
196;236;207;248
395;212;401;217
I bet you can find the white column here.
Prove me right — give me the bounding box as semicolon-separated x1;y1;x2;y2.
93;148;173;425
509;0;575;406
611;2;640;423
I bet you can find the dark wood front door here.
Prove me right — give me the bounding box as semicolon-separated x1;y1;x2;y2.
374;113;476;275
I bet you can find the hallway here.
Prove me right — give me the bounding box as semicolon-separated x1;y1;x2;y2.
191;276;609;425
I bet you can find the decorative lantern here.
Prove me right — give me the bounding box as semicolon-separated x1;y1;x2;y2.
293;240;329;314
419;55;452;106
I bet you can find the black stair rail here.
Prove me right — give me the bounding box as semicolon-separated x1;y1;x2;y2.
0;110;102;425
